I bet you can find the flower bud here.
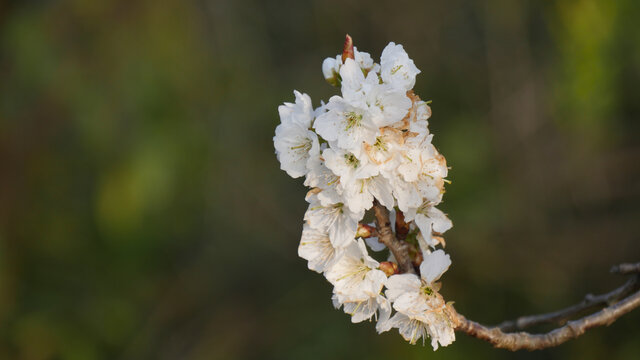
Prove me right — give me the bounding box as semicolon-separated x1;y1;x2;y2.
356;223;376;238
322;56;340;87
342;34;355;63
379;261;398;276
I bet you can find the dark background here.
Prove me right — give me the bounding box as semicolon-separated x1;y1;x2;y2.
1;0;639;359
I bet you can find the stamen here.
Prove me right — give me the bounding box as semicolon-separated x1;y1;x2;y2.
344;111;363;131
391;64;404;75
344;153;360;168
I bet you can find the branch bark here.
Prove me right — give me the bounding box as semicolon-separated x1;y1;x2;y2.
611;262;640;275
497;275;640;332
371;201;416;274
452;281;640;351
370;201;639;350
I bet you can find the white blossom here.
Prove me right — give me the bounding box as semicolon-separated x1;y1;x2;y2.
277;90;314;128
341;59;411;128
325;238;387;301
396;137;439;183
303;195;362;249
408;99;432;134
298;224;341;273
377;313;427;345
353;47;376;72
410;204;452;249
339;57;369;100
390;176;423;212
382;250;455;349
304;153;343;206
314;94;378;153
273;91;320;178
420;249;451;284
322;146;379;187
274;40;455;349
274;123;319;178
316;58;409;152
380;42;421;91
322;48;377;86
322;55;341;85
340;175;395;213
362;81;412;128
333;293;392;324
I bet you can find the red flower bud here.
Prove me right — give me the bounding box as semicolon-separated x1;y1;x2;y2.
379;261;399;276
342;34;355;63
356;223;376;238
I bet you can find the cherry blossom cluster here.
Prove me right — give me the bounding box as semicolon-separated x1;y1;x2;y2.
273;37;455;349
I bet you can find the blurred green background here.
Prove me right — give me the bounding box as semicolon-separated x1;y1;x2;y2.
1;0;639;359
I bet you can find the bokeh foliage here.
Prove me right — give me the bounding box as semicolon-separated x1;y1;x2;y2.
1;0;639;359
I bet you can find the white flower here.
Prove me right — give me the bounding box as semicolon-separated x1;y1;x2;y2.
362;82;412;128
362;128;405;178
396;147;424;183
316;57;412;152
274;91;319;178
398;93;431;136
325;238;387;301
420;144;448;181
298;224;341;273
419;250;451;285
339;58;368;99
333;293;392;324
377;312;427;345
322;48;376;86
408;99;432;134
341;175;395;213
313;94;378;152
274;39;455;348
322;146;379;187
396;137;438;183
409;204;452;249
322;55;341;85
392;140;449;214
353;47;376;72
382;250;455;349
422;311;455;350
341;59;411;128
303;195;362;248
390;176;423;213
315;59;390;151
380;42;421;91
304;153;343;206
412;173;446;208
274;123;319;178
278;90;315;128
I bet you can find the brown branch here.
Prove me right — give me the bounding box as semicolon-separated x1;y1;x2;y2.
497;275;640;332
367;207;640;349
611;262;640;275
394;211;410;241
452;282;640;351
366;189;640;350
371;201;415;274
